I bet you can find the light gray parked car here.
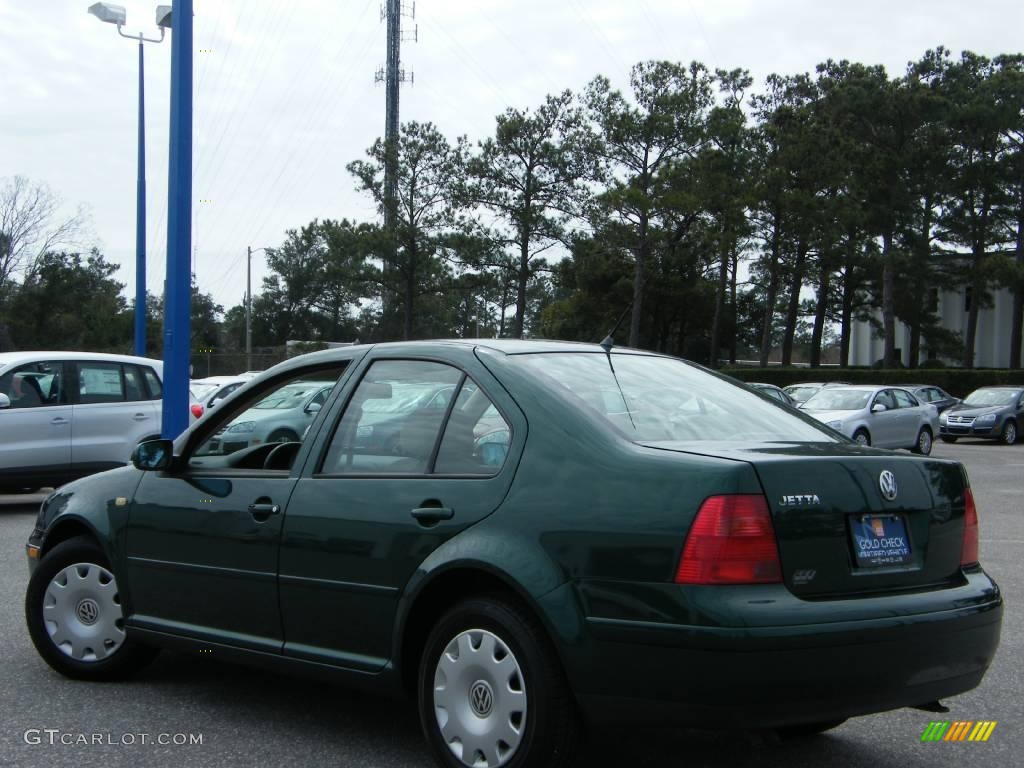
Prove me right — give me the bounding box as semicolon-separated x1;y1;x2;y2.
0;351;164;491
802;385;939;454
198;379;336;455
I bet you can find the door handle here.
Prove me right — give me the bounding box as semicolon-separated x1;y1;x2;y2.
248;502;281;518
411;506;454;523
133;413;149;421
51;417;68;425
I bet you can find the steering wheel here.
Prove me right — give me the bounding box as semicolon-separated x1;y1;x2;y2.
263;441;301;471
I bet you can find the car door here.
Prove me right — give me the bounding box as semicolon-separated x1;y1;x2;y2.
70;361;158;475
869;389;901;447
0;360;71;487
124;364;350;652
891;389;922;446
278;353;524;671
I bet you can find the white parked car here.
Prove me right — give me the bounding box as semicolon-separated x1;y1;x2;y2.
801;385;940;454
189;373;257;420
0;351;164;492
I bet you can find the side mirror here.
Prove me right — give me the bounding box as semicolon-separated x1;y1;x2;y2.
871;403;887;414
305;401;322;415
132;439;174;471
0;393;10;409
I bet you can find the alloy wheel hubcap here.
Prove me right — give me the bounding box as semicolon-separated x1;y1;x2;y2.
920;432;931;453
43;562;125;662
433;629;527;767
1006;425;1016;443
856;434;868;446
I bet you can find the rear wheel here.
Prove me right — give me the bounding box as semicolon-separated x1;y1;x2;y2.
776;718;847;740
25;537;158;680
911;427;933;455
1001;420;1017;446
940;435;958;444
418;597;580;768
853;429;871;447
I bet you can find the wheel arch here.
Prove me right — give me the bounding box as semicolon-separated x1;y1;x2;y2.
41;516;105;558
395;559;567;695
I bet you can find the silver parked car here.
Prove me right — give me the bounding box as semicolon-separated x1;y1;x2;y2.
801;385;939;454
0;351;164;491
197;379;336;455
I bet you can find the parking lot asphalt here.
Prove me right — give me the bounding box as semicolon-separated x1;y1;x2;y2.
0;440;1021;768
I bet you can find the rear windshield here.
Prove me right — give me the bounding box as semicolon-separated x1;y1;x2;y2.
803;389;872;411
515;353;835;443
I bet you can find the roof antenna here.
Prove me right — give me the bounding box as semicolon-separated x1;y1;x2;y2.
600;302;634;353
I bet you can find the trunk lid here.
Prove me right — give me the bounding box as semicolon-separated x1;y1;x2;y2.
641;440;969;597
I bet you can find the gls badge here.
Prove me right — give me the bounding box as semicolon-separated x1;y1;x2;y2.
779;494;821;506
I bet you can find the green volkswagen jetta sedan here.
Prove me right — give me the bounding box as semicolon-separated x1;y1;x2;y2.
24;340;1001;768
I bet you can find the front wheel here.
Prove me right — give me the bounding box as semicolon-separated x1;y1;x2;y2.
853;429;871;447
1001;420;1017;446
418;597;580;768
267;429;299;444
911;428;933;455
25;537;158;680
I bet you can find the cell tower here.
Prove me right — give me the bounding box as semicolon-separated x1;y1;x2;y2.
375;1;417;235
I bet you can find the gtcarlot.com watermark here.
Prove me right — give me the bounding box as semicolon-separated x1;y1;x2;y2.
24;729;203;747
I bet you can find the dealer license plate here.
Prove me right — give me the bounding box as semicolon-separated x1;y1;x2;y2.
850;514;912;567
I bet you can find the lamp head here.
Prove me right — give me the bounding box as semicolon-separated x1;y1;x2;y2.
87;2;127;26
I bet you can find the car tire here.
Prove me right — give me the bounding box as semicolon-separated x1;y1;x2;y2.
25;536;158;681
776;718;847;740
911;428;933;455
418;596;581;768
267;429;299;444
853;429;871;447
940;436;958;444
1000;420;1017;446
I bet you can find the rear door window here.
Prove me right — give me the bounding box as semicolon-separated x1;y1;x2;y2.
434;380;511;476
893;390;917;409
321;361;463;475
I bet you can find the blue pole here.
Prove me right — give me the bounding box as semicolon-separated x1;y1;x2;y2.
135;39;147;357
161;0;193;440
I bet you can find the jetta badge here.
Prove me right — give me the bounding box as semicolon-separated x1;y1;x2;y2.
879;470;898;501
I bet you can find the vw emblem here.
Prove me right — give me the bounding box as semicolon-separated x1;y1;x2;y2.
879;470;898;501
469;680;494;718
76;598;100;626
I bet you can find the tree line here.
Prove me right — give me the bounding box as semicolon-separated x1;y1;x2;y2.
3;47;1023;369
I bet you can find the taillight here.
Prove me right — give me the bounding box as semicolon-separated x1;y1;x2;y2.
190;403;204;419
675;494;782;585
961;488;979;567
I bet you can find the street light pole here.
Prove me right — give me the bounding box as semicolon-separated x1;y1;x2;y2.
135;38;146;356
161;0;193;440
246;246;268;372
87;4;169;356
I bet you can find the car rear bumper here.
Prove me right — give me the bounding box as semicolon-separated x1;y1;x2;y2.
555;572;1002;729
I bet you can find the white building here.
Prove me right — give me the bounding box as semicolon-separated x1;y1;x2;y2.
849;286;1022;368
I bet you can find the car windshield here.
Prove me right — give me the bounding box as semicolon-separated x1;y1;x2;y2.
514;353;834;443
190;382;219;400
784;386;820;402
252;383;329;410
803;389;872;411
963;389;1019;407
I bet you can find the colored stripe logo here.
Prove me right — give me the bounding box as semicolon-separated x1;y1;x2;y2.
921;721;997;742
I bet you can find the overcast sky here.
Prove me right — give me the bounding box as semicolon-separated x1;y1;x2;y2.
3;0;1023;310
